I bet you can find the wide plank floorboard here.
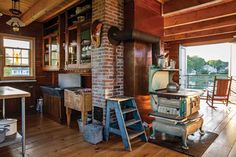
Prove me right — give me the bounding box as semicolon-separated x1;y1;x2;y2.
1;102;236;157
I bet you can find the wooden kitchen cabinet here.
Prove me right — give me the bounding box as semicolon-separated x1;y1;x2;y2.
42;93;65;123
42;34;60;71
64;0;92;71
42;16;60;71
64;89;92;127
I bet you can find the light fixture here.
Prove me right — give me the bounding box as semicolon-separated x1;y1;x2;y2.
6;0;25;32
0;12;2;17
6;17;25;32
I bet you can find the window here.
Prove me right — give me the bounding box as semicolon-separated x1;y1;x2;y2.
0;34;35;80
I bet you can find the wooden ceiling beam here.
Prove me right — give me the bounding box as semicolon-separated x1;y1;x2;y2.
164;0;236;28
167;32;236;46
164;24;236;42
165;14;236;36
20;0;74;25
164;0;221;16
37;0;79;22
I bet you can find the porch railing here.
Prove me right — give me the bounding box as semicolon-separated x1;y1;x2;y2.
181;74;236;103
181;74;228;89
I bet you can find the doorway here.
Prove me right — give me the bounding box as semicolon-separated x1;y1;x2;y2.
179;42;236;102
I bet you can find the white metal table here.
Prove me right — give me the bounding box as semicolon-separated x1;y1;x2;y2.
0;86;30;156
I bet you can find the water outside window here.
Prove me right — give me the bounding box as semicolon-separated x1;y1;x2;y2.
185;43;231;89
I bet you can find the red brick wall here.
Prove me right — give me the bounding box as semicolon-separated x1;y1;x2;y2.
92;0;124;124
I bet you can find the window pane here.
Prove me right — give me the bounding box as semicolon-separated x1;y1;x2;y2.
5;58;13;65
5;48;13;57
3;38;30;49
22;59;29;65
21;50;29;58
4;67;30;77
13;49;22;58
13;58;21;65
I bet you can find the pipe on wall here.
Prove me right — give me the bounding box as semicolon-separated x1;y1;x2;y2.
108;26;160;65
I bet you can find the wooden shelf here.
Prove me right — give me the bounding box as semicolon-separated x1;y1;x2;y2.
44;23;59;31
68;20;91;30
68;8;92;20
0;133;21;148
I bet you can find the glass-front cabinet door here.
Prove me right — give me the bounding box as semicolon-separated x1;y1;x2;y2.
51;36;59;67
65;28;79;69
79;28;91;69
43;38;50;67
43;34;60;71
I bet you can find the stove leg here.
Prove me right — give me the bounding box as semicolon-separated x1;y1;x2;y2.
199;122;205;136
182;131;189;150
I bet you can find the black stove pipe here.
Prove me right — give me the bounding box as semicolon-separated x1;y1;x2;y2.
108;26;160;65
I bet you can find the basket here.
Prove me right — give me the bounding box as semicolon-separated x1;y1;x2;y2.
83;124;103;144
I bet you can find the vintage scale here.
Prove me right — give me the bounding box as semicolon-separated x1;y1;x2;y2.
148;64;205;149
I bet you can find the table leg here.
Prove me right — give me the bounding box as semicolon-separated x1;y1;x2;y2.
66;107;72;128
2;99;5;119
21;97;26;156
81;110;88;126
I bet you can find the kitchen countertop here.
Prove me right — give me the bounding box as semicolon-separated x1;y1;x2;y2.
0;86;31;99
0;80;37;84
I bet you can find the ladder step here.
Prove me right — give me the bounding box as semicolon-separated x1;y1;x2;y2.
128;130;145;140
125;119;141;127
122;108;137;114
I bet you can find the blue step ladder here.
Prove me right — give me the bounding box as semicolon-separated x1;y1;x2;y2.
105;97;147;151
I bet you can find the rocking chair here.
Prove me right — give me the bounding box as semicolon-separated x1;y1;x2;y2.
206;76;232;108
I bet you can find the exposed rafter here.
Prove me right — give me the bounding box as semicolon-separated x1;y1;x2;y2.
21;0;79;25
167;32;236;46
37;0;80;22
164;24;236;42
164;0;236;28
165;14;236;36
163;0;233;17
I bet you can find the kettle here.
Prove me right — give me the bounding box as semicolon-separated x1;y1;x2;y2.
166;82;179;93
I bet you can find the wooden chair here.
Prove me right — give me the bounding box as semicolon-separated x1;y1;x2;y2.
206;76;232;108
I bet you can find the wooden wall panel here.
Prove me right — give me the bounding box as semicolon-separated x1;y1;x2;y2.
0;15;54;115
134;0;164;37
124;0;164;123
124;41;153;123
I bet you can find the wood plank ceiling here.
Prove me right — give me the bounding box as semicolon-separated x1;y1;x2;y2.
0;0;38;16
0;0;235;43
163;0;236;42
0;0;79;25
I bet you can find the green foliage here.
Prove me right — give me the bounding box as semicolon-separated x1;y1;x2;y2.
187;55;206;74
207;60;228;72
187;55;228;74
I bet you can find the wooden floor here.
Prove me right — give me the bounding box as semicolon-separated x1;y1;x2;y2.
1;102;236;157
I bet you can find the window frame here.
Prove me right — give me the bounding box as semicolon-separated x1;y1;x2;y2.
0;33;35;80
